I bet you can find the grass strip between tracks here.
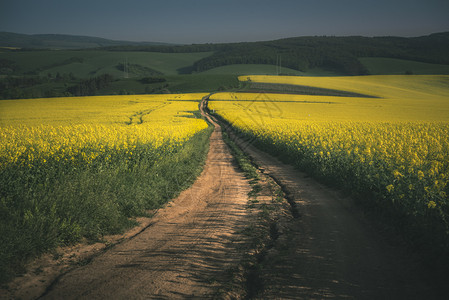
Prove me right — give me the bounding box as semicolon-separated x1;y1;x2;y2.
219;126;289;299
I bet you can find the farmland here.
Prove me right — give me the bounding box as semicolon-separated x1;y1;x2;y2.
0;94;211;283
1;31;449;296
360;57;449;75
209;75;449;258
2;31;449;101
0;50;213;77
1;73;449;298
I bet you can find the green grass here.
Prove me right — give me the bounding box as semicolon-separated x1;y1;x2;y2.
198;64;339;76
0;125;213;284
360;57;449;75
221;130;259;181
199;64;304;76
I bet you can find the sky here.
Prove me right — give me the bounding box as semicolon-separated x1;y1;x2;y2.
1;0;448;44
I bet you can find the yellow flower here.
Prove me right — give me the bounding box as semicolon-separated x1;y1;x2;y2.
386;185;394;193
393;170;403;178
417;171;425;180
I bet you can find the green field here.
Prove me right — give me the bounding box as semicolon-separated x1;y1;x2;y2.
201;64;338;76
0;50;213;77
2;43;449;100
198;64;341;76
1;50;244;98
199;64;303;75
360;57;449;75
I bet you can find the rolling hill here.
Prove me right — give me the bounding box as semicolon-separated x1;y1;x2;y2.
1;31;449;99
0;32;171;49
100;32;449;75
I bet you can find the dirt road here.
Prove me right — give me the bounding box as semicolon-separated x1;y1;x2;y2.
39;101;252;299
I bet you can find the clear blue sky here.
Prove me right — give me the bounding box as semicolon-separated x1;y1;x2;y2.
1;0;448;44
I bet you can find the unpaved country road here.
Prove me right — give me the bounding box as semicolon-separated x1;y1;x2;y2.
40;100;252;299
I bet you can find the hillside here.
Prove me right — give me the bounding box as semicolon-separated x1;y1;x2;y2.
0;32;171;49
1;32;449;99
2;31;449;75
101;32;449;75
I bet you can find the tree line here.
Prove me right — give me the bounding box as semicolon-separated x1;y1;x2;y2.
67;74;114;96
0;73;114;99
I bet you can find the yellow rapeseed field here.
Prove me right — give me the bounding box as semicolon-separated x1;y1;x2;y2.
0;94;209;168
240;74;449;100
0;93;211;282
213;75;449;121
210;75;449;241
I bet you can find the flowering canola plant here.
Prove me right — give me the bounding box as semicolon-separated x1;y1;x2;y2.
0;94;208;169
210;75;449;243
0;93;210;280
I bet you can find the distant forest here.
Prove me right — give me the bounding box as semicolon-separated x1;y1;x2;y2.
101;32;449;75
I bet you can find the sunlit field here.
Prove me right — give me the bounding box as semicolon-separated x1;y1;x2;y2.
210;75;449;254
0;93;210;282
0;94;208;166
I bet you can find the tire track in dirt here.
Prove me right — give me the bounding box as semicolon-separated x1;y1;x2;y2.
223;125;446;299
39;97;252;299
